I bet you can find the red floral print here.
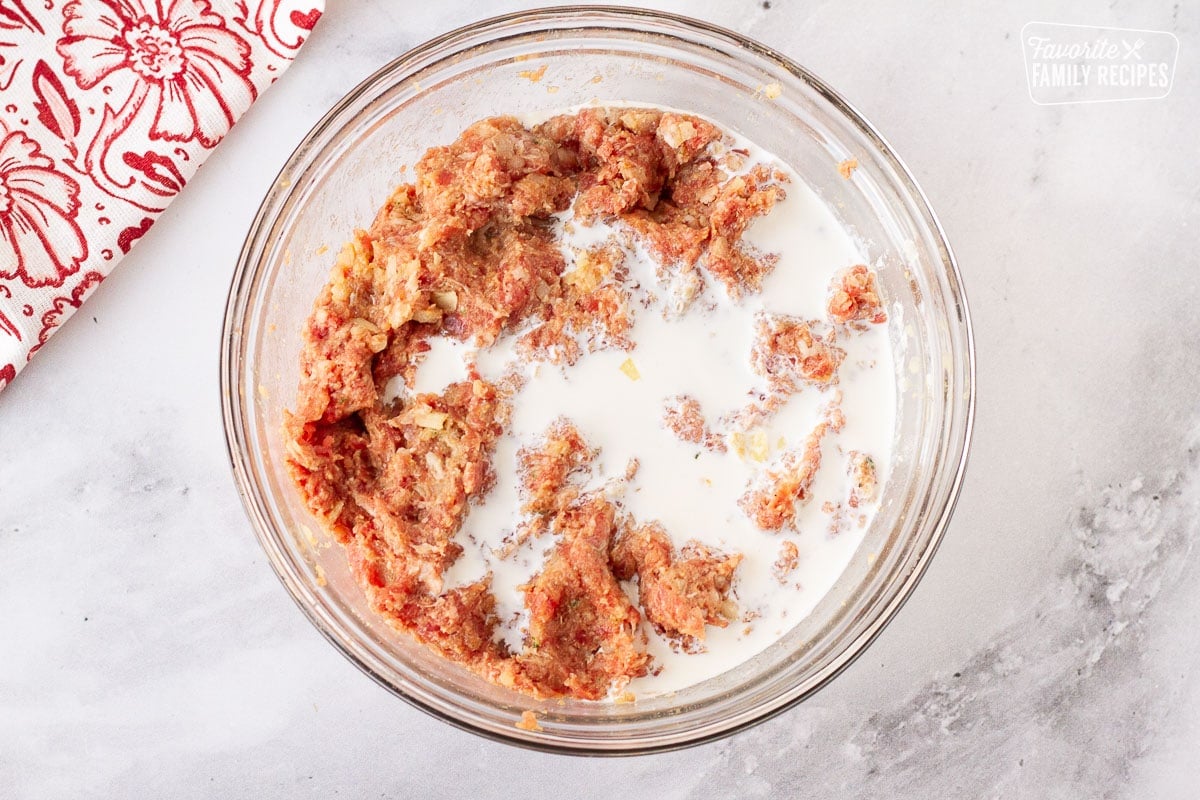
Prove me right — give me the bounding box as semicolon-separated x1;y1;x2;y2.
0;124;87;288
235;0;318;59
57;0;257;148
28;269;102;357
0;0;319;392
0;306;20;340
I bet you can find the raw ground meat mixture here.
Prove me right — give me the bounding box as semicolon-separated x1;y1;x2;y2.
285;107;886;700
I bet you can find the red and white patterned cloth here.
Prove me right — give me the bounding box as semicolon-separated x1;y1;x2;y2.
0;0;323;390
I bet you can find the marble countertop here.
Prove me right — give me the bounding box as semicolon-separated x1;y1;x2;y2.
4;1;1197;796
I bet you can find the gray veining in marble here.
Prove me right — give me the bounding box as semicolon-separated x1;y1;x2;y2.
3;1;1198;797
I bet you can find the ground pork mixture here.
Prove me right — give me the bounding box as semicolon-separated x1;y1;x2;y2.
286;107;886;700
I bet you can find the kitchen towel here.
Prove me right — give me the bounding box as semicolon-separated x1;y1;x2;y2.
0;0;323;390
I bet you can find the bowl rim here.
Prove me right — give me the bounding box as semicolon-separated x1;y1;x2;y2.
220;3;976;756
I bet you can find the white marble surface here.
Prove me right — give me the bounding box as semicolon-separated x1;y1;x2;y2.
3;1;1197;796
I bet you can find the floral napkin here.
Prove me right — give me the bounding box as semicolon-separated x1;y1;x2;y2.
0;0;323;390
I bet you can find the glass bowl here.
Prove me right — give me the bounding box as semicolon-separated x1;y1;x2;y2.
220;6;975;754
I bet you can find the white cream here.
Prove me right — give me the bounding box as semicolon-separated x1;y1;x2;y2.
429;118;895;696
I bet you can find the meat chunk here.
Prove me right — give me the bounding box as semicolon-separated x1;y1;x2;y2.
703;165;787;298
828;264;887;325
572;108;672;219
773;541;800;583
611;523;741;644
371;578;508;675
662;395;726;452
517;419;594;515
518;244;633;365
749;312;843;394
518;496;650;699
740;410;842;532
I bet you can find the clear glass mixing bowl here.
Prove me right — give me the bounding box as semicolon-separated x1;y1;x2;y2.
221;6;975;754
